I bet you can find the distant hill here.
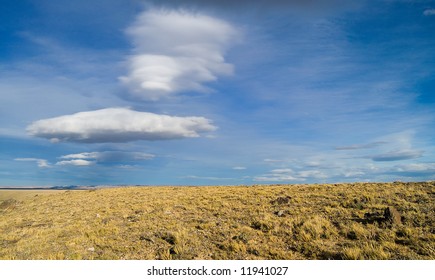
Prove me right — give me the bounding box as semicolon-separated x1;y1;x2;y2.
0;185;97;190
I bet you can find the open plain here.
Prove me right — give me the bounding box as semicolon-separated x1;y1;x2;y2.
1;182;434;260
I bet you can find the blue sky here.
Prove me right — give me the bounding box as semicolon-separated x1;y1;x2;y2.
1;0;435;186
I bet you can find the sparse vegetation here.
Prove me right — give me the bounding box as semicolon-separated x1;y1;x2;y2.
0;182;434;260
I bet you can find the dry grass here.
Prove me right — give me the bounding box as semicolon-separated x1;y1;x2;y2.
0;182;434;260
0;190;66;201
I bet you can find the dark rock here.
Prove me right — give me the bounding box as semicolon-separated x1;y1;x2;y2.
270;196;291;205
358;206;402;225
384;206;401;225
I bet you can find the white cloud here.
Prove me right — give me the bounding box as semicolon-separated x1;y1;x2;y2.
14;158;50;168
183;175;234;180
297;170;328;179
119;9;238;100
59;151;155;162
254;175;300;182
271;168;294;173
60;152;100;160
254;167;329;182
27;107;217;143
379;163;435;180
393;163;435;174
343;171;365;178
232;166;247;170
423;8;435;16
254;168;301;182
254;176;298;182
56;159;95;166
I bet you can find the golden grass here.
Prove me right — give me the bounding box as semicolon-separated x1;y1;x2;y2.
0;190;66;201
0;182;434;260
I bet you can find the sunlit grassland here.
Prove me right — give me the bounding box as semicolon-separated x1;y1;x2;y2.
0;190;66;201
1;182;434;260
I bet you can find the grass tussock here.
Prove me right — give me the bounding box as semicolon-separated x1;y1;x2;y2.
0;182;434;260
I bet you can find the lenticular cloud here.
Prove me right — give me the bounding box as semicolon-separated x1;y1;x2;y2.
119;9;238;100
26;108;217;143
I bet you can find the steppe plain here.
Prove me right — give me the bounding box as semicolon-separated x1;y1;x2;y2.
1;182;434;260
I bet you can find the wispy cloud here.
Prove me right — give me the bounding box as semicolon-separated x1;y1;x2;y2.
335;141;387;150
254;168;305;182
263;159;285;163
183;175;235;180
56;159;95;166
298;170;328;179
368;150;423;162
14;151;155;169
254;175;299;182
232;166;247;170
342;170;365;178
391;163;435;177
423;8;435;16
271;168;294;174
27;108;216;143
59;152;99;160
394;162;435;172
14;158;50;168
146;0;356;12
120;9;238;100
59;151;154;163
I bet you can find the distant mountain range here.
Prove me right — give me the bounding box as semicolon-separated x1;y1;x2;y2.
0;185;97;190
0;185;149;190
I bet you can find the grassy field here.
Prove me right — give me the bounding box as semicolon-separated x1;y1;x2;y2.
0;189;67;201
0;182;434;260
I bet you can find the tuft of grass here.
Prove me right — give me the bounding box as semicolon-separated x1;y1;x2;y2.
342;246;363;260
296;215;338;241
